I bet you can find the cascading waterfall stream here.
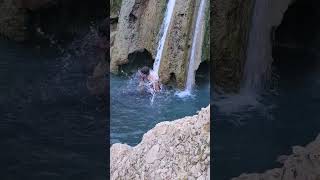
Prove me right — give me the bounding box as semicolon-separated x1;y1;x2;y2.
177;0;207;97
242;0;272;92
152;0;176;75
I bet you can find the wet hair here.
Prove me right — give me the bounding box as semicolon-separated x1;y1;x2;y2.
140;66;150;75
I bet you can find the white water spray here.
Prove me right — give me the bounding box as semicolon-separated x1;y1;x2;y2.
242;0;291;92
152;0;176;75
177;0;207;97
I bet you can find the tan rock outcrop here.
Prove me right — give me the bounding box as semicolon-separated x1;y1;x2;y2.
159;0;209;88
111;0;209;88
232;134;320;180
110;0;167;73
110;105;210;179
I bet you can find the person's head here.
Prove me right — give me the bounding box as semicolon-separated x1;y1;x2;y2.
140;66;150;76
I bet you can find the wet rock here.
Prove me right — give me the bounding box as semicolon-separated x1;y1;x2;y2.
111;0;209;88
111;0;167;73
158;0;209;88
110;105;210;179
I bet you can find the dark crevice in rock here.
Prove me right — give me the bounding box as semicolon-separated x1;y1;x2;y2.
167;73;177;88
273;0;320;56
119;49;154;75
272;0;320;78
196;60;209;84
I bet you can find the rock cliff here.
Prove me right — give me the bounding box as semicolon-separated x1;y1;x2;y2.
232;134;320;180
159;0;209;88
212;0;292;92
111;0;209;88
110;105;210;179
212;0;254;92
110;0;167;73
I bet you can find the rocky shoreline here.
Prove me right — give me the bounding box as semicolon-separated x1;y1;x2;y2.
110;105;210;179
233;134;320;180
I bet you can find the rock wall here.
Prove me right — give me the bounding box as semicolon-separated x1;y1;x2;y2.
0;0;106;41
0;0;28;41
0;0;57;41
212;0;254;92
232;134;320;180
110;105;210;179
111;0;208;88
212;0;293;92
158;0;197;88
110;0;167;73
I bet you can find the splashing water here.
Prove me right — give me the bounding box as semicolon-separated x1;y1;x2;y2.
152;0;176;75
176;0;207;98
110;74;209;145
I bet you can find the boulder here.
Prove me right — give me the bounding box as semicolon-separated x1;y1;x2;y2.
110;106;210;179
232;134;320;180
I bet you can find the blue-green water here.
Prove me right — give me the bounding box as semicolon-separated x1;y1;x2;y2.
110;74;209;146
0;37;106;179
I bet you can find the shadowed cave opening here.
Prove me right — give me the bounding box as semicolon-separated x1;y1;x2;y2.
272;0;320;85
269;0;320;175
119;49;154;75
196;60;209;84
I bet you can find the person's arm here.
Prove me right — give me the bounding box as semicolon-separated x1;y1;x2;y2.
153;82;160;92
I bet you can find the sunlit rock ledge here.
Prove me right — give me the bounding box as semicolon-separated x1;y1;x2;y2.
110;105;210;179
233;134;320;180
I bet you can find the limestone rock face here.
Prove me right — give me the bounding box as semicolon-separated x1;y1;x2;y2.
232;134;320;180
110;106;210;179
111;0;208;88
110;0;167;73
158;0;196;88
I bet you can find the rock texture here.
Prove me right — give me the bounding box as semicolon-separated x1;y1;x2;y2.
212;0;254;92
232;134;320;180
111;0;209;88
0;0;106;41
212;0;293;92
159;0;209;88
0;0;28;41
0;0;56;41
110;105;210;179
110;0;167;73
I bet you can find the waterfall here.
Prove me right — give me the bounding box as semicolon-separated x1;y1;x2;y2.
152;0;176;75
242;0;292;92
242;0;272;92
177;0;207;97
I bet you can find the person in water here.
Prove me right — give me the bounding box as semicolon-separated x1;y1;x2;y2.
138;66;161;92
